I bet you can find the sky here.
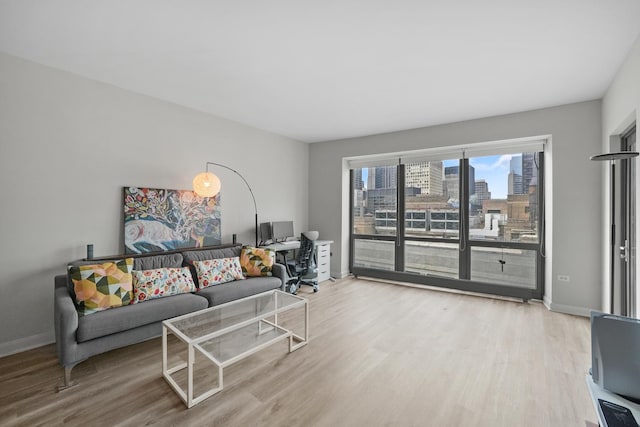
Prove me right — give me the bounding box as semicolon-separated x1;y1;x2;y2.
361;154;514;199
447;155;512;199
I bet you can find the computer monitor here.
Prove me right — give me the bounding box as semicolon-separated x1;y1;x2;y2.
259;222;272;244
591;311;640;403
271;221;294;242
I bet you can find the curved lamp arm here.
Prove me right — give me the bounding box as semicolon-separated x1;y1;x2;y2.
205;162;258;216
195;162;259;246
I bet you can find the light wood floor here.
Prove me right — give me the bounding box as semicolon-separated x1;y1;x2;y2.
0;277;596;426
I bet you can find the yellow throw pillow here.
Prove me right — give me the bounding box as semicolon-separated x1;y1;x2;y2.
240;247;275;277
68;258;134;316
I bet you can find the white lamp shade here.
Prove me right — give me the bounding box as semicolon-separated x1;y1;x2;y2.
193;172;221;197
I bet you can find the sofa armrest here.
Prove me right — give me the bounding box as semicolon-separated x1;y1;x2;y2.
272;263;287;291
54;275;80;368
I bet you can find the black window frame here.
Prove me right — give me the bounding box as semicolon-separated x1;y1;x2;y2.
350;154;545;301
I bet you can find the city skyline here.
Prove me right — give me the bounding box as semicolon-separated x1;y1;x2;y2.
361;154;518;199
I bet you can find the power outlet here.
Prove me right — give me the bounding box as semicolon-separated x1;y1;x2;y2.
557;275;570;282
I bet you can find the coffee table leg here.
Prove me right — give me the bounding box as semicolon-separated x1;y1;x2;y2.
162;326;167;374
187;347;225;407
274;292;279;326
304;299;309;342
219;363;224;392
188;345;194;408
289;300;309;351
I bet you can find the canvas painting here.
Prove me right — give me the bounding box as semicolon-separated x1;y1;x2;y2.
123;187;221;254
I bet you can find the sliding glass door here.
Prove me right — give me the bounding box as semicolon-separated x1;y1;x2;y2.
402;159;460;279
350;147;545;300
351;164;397;271
466;153;542;291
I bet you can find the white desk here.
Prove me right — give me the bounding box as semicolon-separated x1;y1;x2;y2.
263;240;333;282
586;374;640;426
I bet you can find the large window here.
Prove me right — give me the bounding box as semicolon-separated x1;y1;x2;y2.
351;164;397;270
350;142;545;300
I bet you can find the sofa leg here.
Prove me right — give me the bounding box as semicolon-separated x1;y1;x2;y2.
57;366;75;392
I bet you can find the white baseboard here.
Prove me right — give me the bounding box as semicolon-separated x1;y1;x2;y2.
0;332;53;358
543;297;592;317
331;270;350;279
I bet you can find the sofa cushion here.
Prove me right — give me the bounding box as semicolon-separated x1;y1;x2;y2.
240;246;275;277
68;258;134;316
132;267;196;303
194;257;245;288
196;276;281;306
183;246;242;288
182;247;242;263
76;293;208;342
133;253;183;271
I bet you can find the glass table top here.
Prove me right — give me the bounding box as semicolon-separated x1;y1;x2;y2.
164;290;304;343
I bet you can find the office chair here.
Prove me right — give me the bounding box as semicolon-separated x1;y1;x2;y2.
285;231;319;294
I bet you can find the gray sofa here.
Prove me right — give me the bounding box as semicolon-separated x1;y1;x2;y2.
54;244;285;389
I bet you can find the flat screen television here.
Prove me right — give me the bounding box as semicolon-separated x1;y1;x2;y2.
591;311;640;403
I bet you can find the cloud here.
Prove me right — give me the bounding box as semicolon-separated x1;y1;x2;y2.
471;154;512;172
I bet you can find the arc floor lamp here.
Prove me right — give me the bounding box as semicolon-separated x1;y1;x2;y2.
192;162;259;247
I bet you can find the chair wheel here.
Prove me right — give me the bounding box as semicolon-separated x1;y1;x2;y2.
313;288;318;292
289;284;298;294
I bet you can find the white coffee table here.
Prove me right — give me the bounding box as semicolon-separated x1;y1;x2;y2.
162;289;308;408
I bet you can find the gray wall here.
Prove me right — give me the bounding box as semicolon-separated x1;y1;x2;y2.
0;52;309;355
601;35;640;314
309;100;603;315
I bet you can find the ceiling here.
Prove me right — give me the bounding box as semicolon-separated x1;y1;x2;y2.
1;1;639;143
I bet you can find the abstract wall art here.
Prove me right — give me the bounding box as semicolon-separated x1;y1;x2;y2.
123;187;221;254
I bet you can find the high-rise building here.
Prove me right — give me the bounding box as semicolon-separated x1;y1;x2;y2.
375;166;397;189
508;171;523;195
522;153;537;191
475;179;491;201
469;165;476;194
366;187;420;214
510;155;523;175
405;161;443;195
367;167;376;190
354;188;365;208
443;165;475;199
508;153;537;195
509;155;523;195
353;169;364;190
444;174;459;200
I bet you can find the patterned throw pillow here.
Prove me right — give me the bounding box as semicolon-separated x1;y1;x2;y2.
240;246;275;277
193;257;245;288
132;267;196;303
68;258;134;316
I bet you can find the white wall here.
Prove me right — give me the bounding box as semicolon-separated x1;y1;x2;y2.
601;35;640;316
0;52;309;356
309;100;602;315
